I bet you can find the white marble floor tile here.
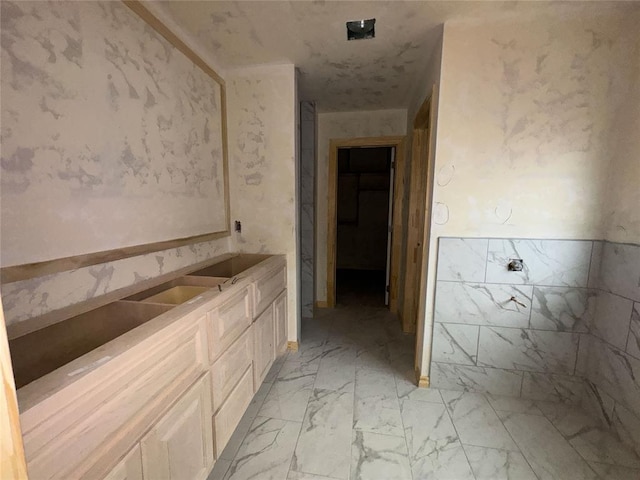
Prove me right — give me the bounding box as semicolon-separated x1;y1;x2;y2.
395;373;444;404
441;390;519;451
484;393;543;415
287;471;340;480
354;395;404;436
259;362;316;422
292;388;354;480
410;443;475;480
569;428;640;468
314;345;357;393
588;461;640;480
400;399;459;461
535;401;603;437
351;430;412;480
500;412;599;479
464;445;537;480
224;417;301;480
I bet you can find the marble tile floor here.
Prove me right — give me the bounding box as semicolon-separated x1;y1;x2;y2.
208;304;640;480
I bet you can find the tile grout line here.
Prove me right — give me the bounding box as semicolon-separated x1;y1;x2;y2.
392;366;416;480
484;394;542;480
440;394;479;480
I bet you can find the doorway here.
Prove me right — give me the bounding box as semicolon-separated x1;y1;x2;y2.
335;146;393;306
326;136;406;311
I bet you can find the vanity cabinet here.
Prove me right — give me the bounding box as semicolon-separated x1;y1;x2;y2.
141;374;214;480
253;304;275;388
15;254;288;480
274;290;287;356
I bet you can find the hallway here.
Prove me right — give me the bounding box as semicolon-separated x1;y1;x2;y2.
207;304;640;480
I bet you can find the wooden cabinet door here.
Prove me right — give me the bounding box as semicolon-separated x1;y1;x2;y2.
253;305;274;388
103;445;143;480
141;374;213;480
274;290;287;356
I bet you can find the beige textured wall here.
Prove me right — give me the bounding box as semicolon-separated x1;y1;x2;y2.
1;1;227;267
0;1;233;327
418;13;639;376
226;65;299;341
602;20;640;244
316;109;407;302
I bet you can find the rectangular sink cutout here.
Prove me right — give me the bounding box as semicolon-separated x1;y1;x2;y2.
141;286;210;305
10;301;173;389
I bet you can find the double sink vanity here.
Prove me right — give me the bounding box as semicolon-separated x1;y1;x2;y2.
9;253;288;480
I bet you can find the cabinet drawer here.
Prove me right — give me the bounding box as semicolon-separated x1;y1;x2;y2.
254;266;286;317
207;287;252;362
211;327;254;413
213;366;254;458
253;305;275;389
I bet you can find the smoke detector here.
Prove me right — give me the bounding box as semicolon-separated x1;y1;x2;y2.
346;19;375;40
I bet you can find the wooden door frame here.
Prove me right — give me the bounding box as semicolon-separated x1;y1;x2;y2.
326;136;406;309
402;87;436;336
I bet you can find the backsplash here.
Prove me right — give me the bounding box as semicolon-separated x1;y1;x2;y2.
431;238;597;401
1;237;230;328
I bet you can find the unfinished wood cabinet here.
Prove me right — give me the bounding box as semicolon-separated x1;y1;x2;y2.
103;445;143;480
210;326;253;412
253;304;275;388
206;286;252;363
254;265;286;317
274;290;287;356
141;374;213;480
212;366;254;457
12;253;287;480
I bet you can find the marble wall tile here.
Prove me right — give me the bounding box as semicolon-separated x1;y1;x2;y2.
626;304;640;360
477;327;579;374
520;372;585;404
485;239;592;287
599;242;640;302
436;238;488;282
430;362;522;397
431;323;479;366
500;412;599;480
464;445;537;480
434;282;532;328
530;287;594;332
292;388;354;480
591;291;634;350
440;390;518;451
588;337;640;418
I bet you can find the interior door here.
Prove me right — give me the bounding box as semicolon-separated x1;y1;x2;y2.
402;99;432;334
384;148;396;306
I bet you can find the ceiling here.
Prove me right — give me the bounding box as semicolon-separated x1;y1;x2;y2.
155;1;638;112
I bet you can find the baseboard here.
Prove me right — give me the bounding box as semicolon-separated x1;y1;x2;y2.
315;301;329;308
415;367;430;388
287;341;299;352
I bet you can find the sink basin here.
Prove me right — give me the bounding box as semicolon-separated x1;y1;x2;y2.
124;276;227;302
9;301;173;389
188;254;271;278
139;286;210;305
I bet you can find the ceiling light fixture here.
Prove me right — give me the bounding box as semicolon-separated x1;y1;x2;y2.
346;18;375;41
